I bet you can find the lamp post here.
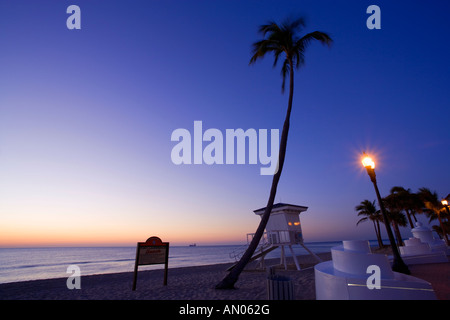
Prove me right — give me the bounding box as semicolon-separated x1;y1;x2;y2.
361;153;410;274
440;199;449;246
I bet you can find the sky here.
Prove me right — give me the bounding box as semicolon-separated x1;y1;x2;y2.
0;0;449;247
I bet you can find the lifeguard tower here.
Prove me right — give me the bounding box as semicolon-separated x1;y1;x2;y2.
229;203;321;270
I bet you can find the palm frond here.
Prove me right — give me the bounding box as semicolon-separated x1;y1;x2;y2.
300;31;333;47
356;217;368;226
258;21;281;36
249;39;280;65
272;48;285;68
280;16;306;35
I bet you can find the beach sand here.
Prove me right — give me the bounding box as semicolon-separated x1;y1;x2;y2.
0;253;330;300
1;251;449;300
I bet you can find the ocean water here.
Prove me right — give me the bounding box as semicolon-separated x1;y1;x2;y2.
0;241;379;284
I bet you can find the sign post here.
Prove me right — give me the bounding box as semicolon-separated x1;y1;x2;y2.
132;236;169;290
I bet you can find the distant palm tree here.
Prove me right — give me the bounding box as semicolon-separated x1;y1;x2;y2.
355;200;383;248
407;190;425;223
382;196;408;246
389;186;423;228
432;225;444;239
215;16;332;289
418;187;449;245
388;210;407;246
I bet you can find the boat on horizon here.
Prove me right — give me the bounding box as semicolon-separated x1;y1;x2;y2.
189;243;197;247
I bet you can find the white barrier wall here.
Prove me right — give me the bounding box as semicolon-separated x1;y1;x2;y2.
314;240;437;300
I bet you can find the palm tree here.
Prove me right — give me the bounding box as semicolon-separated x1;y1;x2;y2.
432;225;445;239
355;200;383;248
215;17;332;289
389;186;423;228
388;210;407;246
382;196;408;246
407;191;424;223
418;187;449;245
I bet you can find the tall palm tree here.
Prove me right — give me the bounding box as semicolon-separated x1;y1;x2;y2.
215;17;332;289
418;187;449;245
355;200;383;248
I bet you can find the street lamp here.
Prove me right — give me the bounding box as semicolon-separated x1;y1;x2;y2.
361;153;410;274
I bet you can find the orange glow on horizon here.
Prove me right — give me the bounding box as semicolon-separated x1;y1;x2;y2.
0;221;250;247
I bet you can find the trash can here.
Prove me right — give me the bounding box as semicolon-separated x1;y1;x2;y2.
267;272;294;300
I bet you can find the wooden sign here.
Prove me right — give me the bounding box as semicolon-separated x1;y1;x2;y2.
132;236;169;290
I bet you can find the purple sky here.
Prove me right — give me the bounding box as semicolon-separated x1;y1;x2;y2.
1;0;449;246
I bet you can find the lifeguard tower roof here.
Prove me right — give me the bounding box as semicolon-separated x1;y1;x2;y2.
253;203;308;215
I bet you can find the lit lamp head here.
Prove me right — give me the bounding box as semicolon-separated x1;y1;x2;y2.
442;199;448;206
362;153;376;181
362;155;375;169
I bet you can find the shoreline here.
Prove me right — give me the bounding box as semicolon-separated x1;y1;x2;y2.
0;252;331;300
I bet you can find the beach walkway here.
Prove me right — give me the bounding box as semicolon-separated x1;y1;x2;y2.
409;262;450;300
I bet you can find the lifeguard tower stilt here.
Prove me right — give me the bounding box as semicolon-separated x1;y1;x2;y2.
229;203;322;271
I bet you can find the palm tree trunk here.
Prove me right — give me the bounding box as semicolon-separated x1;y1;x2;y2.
411;211;418;223
377;220;384;248
392;221;403;247
374;221;383;248
372;221;378;243
405;209;414;229
215;61;295;289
